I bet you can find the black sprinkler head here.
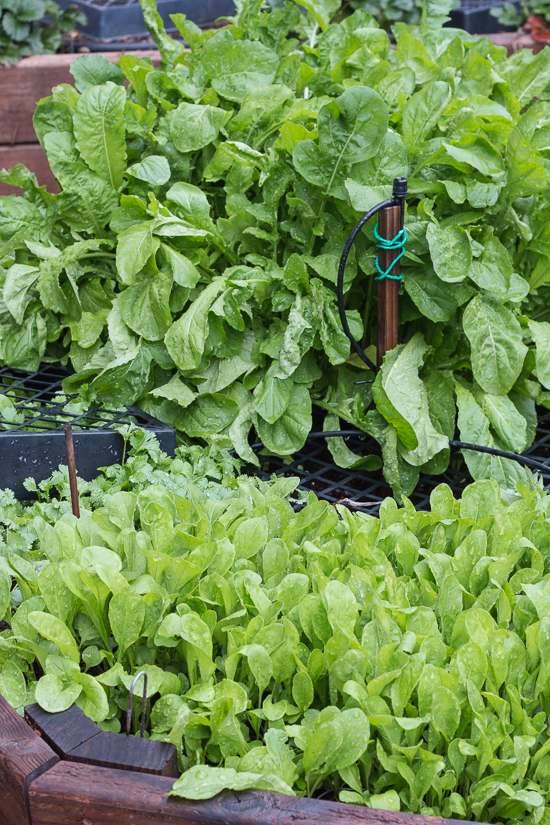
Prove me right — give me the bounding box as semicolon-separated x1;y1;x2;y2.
393;177;408;198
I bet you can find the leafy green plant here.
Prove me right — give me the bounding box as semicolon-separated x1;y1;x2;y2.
346;0;423;29
492;0;550;40
2;0;550;500
0;0;85;66
3;448;550;821
491;0;528;28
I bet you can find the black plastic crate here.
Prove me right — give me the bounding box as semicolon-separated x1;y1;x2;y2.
57;0;236;41
448;0;519;33
246;408;550;514
0;365;176;499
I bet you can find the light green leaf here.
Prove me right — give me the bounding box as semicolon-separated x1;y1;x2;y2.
318;86;388;166
195;30;279;102
170;103;230;153
372;333;448;465
426;223;471;284
529;320;550;389
35;674;82;714
292;671;314;712
294;0;340;29
234;516;269;561
445;134;504;177
116;223;158;286
159;243;201;288
73;82;127;190
170;765;294;799
480;391;527;453
150;374;196;407
463;296;527;395
120;270;172;341
166;183;214;232
165;278;227;371
454;380;531;488
0;662;27;711
506;127;546;200
28;611;80;663
254;374;293;424
109;587;146;660
402;81;451;152
74;672;109;722
70;54;125;93
431;685;461;741
127;155;171;187
256;383;312;455
3;264;40;324
177;393;239;437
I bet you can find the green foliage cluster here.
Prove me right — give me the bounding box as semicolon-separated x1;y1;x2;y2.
3;0;550;498
0;0;85;66
276;0;426;30
490;0;550;31
3;447;550;821
346;0;427;30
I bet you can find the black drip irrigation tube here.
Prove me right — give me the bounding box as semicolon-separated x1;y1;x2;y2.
334;177;550;485
248;431;550;481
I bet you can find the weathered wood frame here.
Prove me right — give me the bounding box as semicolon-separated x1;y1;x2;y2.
0;694;483;825
0;51;161;196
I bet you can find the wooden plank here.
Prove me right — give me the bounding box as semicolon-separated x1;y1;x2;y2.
0;694;59;825
0;143;58;195
68;730;179;778
25;703;101;759
376;204;401;369
487;31;543;55
26;702;177;776
28;761;479;825
0;51;161;146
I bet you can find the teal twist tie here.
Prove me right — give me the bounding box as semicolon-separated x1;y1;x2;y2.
374;222;407;281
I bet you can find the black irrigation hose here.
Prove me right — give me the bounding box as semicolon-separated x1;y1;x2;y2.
449;440;550;477
336;198;393;374
248;431;550;479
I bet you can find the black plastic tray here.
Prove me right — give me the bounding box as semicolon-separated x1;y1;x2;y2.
56;0;236;41
448;0;519;33
0;365;176;499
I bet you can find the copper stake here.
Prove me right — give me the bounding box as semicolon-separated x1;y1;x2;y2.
376;203;401;369
64;424;80;518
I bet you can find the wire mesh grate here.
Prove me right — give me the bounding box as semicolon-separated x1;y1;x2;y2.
0;365;166;434
245;408;550;514
4;366;550;512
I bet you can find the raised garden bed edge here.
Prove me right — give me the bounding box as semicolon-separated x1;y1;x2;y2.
0;51;161;197
0;694;485;825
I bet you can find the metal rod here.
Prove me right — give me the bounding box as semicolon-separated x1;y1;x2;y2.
126;671;148;738
64;424;80;518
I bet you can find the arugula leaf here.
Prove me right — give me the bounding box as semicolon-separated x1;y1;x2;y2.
1;441;550;821
373;333;448;465
463;296;527;395
73;82;127;190
2;0;550;502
